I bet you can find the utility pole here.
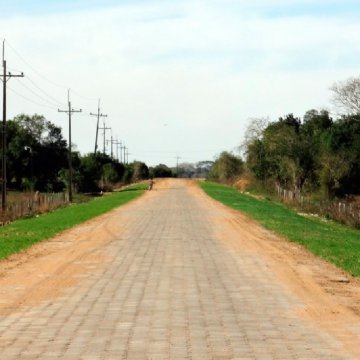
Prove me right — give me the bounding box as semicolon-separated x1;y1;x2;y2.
176;156;181;177
110;134;113;159
58;89;81;203
119;142;124;164
0;40;24;211
123;146;127;165
125;148;131;164
106;136;118;160
90;99;107;154
99;120;111;155
114;139;121;162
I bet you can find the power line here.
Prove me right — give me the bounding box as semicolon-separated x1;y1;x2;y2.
5;40;68;90
125;148;227;154
7;65;24;73
25;75;67;107
7;85;58;110
71;88;98;102
13;78;62;108
5;40;97;102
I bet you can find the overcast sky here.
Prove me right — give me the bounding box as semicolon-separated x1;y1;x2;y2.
1;0;360;166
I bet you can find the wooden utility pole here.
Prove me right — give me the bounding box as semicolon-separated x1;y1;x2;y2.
123;146;127;164
176;156;181;177
99;121;111;155
114;139;122;162
90;99;107;154
58;90;81;203
106;136;118;159
125;148;131;164
119;142;124;163
0;40;24;211
109;134;114;159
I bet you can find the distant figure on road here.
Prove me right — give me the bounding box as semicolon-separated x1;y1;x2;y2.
148;179;154;191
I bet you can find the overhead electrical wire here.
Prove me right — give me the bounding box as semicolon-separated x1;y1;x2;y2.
7;85;59;111
5;40;68;90
5;39;98;105
130;147;227;154
14;78;63;109
25;76;67;107
3;39;122;156
70;88;98;102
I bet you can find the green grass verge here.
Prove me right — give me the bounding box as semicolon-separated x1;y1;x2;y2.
0;183;147;260
200;181;360;277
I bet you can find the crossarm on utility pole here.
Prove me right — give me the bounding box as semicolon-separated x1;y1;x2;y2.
90;99;107;154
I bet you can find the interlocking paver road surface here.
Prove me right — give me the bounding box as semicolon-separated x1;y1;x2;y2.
0;179;359;359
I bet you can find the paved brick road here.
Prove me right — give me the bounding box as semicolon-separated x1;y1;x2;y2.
0;180;356;359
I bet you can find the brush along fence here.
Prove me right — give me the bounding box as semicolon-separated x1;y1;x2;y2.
275;185;360;228
0;192;69;225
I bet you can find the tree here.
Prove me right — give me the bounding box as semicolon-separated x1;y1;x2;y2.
102;163;118;190
320;115;360;196
243;108;360;198
298;110;334;191
13;113;47;142
246;139;270;181
6;120;37;190
319;152;350;198
240;117;269;154
245;113;318;192
78;153;125;192
6;114;68;191
330;76;360;115
195;161;214;178
132;161;149;181
261;116;303;190
210;152;244;183
150;164;173;178
177;162;196;178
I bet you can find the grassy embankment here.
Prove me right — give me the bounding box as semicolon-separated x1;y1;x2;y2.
0;183;147;260
200;181;360;277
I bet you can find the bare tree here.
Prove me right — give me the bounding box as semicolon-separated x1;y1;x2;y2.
330;76;360;115
238;117;270;155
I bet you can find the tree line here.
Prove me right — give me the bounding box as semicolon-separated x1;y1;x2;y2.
2;113;214;194
3;113;152;193
209;76;360;200
245;111;360;198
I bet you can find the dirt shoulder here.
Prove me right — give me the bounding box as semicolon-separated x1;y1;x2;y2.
191;181;360;357
0;189;153;313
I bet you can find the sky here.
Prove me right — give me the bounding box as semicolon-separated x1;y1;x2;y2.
1;0;360;166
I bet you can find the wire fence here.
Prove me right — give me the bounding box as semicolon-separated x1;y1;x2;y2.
0;192;69;225
275;185;360;228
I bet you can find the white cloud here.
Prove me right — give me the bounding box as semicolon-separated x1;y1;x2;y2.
2;1;360;165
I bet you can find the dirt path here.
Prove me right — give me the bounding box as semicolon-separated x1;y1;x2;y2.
0;179;359;359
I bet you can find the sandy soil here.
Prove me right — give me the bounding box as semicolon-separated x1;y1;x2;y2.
0;179;359;357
